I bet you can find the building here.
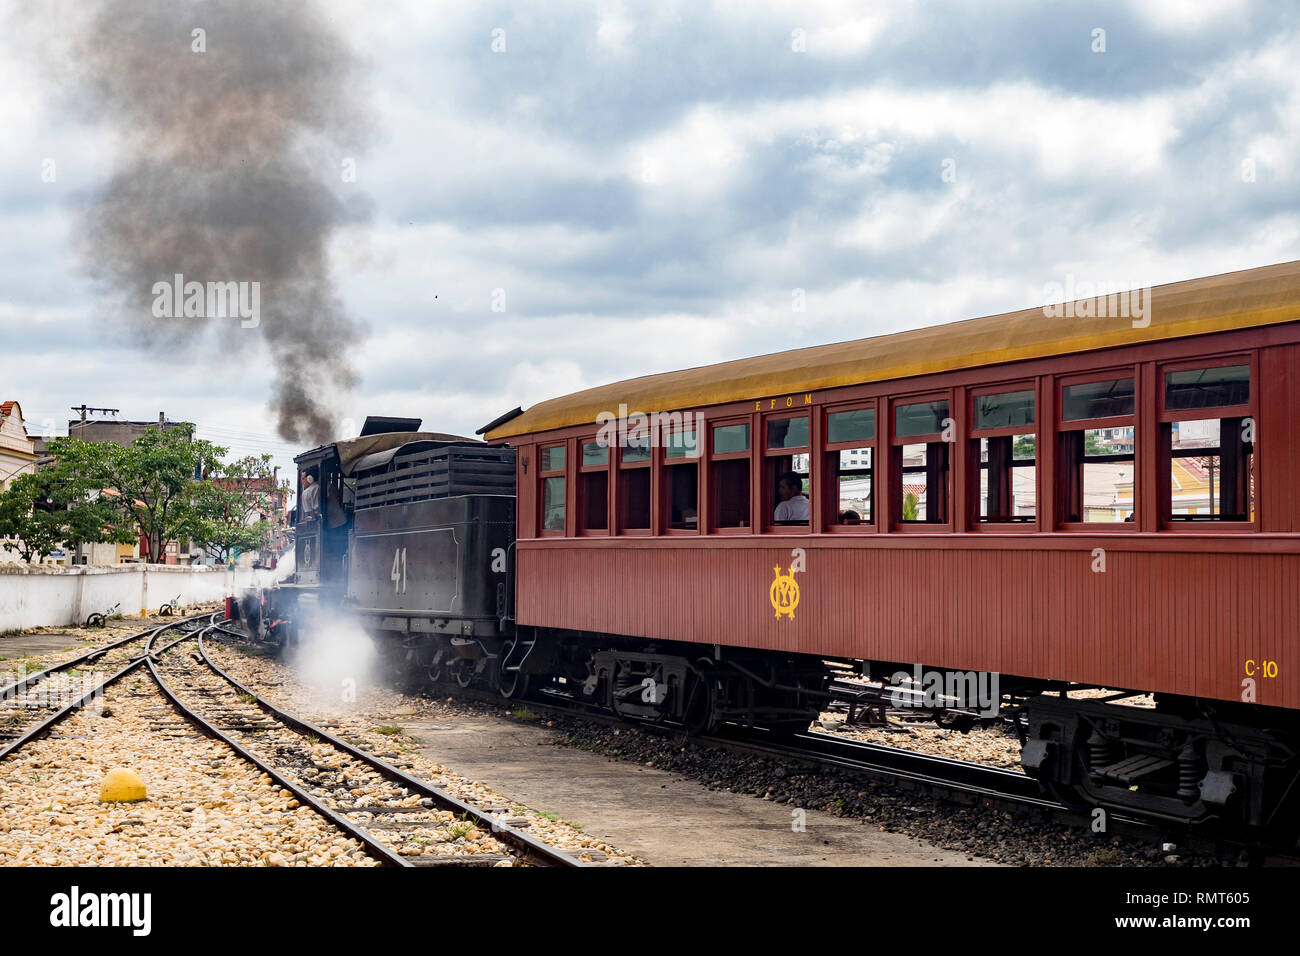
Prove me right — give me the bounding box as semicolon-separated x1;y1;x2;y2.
0;401;39;490
0;401;47;563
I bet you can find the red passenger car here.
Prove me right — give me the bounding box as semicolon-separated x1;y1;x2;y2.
484;260;1300;830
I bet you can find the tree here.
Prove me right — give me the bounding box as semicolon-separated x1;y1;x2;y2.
49;427;227;563
0;463;134;563
184;454;283;562
902;491;920;521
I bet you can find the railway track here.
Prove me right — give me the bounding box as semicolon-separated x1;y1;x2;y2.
0;611;577;867
437;682;1183;841
475;683;1300;863
154;624;580;867
0;613;212;759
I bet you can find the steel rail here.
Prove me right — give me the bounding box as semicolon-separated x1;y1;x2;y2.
527;686;1167;838
0;617;209;762
199;629;582;867
0;609;214;702
705;726;1061;808
476;684;1165;828
145;624;413;868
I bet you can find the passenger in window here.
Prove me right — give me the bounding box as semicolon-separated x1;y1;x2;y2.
300;468;320;518
774;471;810;522
838;510;861;524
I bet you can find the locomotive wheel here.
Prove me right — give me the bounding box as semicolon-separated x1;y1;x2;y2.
453;660;475;688
498;640;529;699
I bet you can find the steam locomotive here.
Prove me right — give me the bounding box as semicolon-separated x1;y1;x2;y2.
242;413;825;732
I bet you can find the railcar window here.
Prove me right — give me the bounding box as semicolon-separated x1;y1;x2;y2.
825;407;875;528
540;445;566;473
1059;376;1137;525
972;389;1036;523
765;415;811;527
1062;378;1134;421
827;407;874;444
711;460;749;527
766;454;809;526
1161;365;1254;524
710;423;750;529
896;400;949;437
898;443;948;522
893;398;949;525
977;436;1036;521
664;429;702;460
580;472;608;530
1165;365;1249;410
1060;428;1135;523
1167;420;1254;521
766;416;809;449
833;448;872;523
541;478;566;532
713;423;750;454
618;440;651;531
663;429;699;531
621;436;651;463
539;444;566;533
579;440;609;533
974;390;1035;429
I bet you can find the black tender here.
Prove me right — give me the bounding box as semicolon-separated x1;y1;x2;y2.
354;441;515;509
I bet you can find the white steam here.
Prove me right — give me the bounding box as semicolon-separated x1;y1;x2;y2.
285;618;380;707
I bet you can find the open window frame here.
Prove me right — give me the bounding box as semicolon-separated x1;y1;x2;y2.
1055;368;1138;531
968;381;1039;533
1157;353;1258;533
822;400;878;533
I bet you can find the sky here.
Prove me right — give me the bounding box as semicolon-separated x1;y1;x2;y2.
1;0;1298;483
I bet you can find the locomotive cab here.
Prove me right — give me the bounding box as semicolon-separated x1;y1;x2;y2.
292;443;355;591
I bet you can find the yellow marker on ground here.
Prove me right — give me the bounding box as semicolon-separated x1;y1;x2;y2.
100;768;147;802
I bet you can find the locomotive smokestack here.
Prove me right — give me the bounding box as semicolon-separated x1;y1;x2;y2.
66;0;373;443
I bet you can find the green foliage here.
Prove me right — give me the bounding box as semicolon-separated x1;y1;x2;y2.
184;454;282;561
0;457;134;562
6;426;282;565
902;491;919;521
47;427;227;563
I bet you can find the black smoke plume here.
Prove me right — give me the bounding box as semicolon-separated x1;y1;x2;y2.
71;0;371;443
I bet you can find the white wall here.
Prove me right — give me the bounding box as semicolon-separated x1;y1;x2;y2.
0;564;284;632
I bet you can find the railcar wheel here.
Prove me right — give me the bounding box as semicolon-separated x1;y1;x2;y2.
498;640;529;699
453;660;475;689
681;659;717;735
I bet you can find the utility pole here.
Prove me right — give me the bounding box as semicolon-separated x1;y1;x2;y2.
65;404;119;564
69;404;120;435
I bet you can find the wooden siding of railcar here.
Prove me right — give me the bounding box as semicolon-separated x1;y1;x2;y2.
513;536;1300;710
502;330;1300;709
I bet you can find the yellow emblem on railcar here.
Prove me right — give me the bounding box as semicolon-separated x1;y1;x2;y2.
769;565;799;620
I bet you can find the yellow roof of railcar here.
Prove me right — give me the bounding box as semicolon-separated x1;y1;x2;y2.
486;259;1300;440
